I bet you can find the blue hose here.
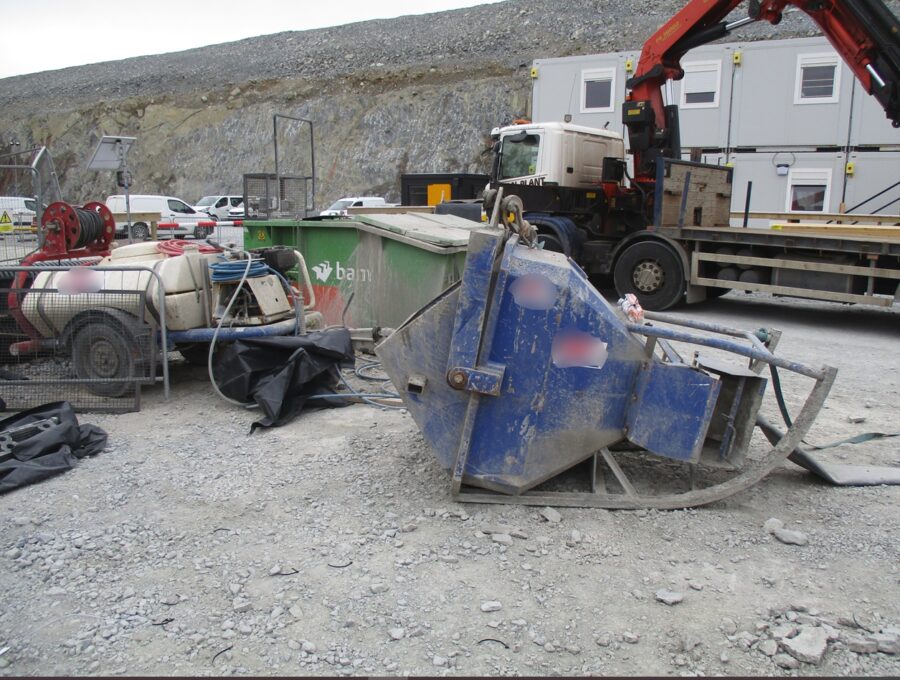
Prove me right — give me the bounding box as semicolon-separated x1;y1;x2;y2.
210;257;268;282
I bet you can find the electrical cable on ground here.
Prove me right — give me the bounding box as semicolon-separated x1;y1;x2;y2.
201;250;403;413
207;253;256;407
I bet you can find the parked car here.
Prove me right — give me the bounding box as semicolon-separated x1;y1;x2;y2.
105;195;214;240
0;196;37;228
319;196;389;216
193;195;243;220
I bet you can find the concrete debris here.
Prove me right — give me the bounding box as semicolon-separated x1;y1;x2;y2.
844;636;877;654
539;507;562;523
763;518;784;534
773;527;809;546
870;632;899;654
655;589;684;606
758;639;778;657
773;653;800;669
721;618;739;635
232;597;252;613
779;626;829;665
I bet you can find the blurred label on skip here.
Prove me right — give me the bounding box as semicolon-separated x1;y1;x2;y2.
551;329;609;369
509;273;557;310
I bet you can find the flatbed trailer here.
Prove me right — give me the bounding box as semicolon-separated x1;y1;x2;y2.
658;224;900;307
540;158;900;310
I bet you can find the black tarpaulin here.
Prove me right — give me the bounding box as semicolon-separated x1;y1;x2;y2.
0;401;108;494
214;328;355;431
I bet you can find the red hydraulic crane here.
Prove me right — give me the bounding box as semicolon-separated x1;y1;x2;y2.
624;0;900;183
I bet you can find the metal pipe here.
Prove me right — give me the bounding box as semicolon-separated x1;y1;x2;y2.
725;16;755;31
292;249;316;310
866;63;886;88
677;171;692;229
626;321;827;380
167;317;297;342
742;180;752;228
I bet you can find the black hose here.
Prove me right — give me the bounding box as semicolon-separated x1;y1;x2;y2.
73;208;104;248
769;364;793;428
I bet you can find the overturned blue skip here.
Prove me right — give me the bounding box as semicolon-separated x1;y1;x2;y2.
376;228;837;509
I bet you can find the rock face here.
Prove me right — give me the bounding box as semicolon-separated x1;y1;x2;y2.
0;0;825;206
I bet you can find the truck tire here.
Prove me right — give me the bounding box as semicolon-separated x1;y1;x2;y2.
72;322;135;398
131;222;150;240
613;241;685;311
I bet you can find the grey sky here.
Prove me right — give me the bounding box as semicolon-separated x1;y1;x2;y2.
0;0;504;79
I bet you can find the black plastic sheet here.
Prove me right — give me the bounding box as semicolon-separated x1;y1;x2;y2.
0;401;108;494
214;328;355;431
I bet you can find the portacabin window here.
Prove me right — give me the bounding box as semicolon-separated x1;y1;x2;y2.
795;53;840;104
786;168;832;212
680;60;721;108
580;67;616;113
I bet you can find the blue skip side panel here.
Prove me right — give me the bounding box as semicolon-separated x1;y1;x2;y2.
376;229;729;495
626;362;720;462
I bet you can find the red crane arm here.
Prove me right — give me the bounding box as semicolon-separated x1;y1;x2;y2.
625;0;900;181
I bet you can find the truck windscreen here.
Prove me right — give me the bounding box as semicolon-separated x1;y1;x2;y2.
499;133;540;180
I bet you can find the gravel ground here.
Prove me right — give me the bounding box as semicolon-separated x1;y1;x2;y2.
0;290;898;676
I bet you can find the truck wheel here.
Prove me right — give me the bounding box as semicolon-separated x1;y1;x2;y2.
614;241;685;311
131;222;150;240
72;322;135;397
194;226;211;240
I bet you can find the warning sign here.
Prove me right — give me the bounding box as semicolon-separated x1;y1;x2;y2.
0;211;12;233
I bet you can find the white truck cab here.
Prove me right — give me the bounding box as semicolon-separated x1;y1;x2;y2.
491;121;626;189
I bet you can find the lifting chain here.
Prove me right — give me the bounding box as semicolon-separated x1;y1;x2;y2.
483;189;537;248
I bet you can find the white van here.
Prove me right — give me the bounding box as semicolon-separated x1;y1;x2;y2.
105;195;214;240
0;196;37;228
320;196;388;216
193;195;243;220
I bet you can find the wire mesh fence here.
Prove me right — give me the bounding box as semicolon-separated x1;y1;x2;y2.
0;231;41;265
242;174;313;220
0;265;168;413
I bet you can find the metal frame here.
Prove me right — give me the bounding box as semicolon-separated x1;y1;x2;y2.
0;265;170;411
273;113;316;215
691;249;900;305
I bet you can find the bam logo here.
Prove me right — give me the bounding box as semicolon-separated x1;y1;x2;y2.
311;260;372;283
